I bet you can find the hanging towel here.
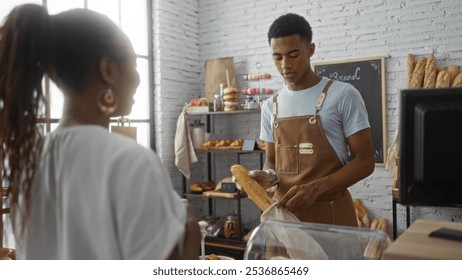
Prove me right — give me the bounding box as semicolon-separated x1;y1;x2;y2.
174;105;198;179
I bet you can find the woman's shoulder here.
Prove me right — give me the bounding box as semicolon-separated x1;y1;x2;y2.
53;125;154;162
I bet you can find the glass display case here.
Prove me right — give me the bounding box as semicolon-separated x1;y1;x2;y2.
244;219;391;260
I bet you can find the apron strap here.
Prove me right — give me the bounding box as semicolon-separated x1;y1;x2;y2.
315;79;334;111
273;79;334;127
272;94;279;128
309;79;334;124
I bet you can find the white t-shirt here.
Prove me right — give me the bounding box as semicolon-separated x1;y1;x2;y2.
260;77;370;164
16;125;186;260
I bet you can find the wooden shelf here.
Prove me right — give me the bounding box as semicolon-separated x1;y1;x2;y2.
184;192;247;200
195;148;265;154
187;108;260;116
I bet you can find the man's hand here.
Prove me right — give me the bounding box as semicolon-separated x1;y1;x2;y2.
277;182;320;213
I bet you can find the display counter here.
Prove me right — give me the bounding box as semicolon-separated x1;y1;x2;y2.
383;219;462;259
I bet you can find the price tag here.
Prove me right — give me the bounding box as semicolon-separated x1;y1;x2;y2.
242;139;257;151
221;182;236;193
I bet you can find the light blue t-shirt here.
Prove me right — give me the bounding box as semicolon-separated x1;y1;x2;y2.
259;77;370;165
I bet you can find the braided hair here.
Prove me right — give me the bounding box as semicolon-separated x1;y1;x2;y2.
0;4;128;232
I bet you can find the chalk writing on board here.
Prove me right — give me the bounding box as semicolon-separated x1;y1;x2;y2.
328;67;361;82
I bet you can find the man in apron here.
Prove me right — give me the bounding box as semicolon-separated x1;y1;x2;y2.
258;13;375;227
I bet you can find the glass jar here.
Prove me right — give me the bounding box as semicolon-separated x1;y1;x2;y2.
224;213;243;238
213;94;223;111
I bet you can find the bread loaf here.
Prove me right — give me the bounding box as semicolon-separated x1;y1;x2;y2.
407;53;415;88
452;73;462;87
409;56;427;88
423;54;436;88
363;217;389;259
370;217;388;233
354;199;370;228
189;183;203;193
447;65;460;85
230;164;274;211
436;70;450;88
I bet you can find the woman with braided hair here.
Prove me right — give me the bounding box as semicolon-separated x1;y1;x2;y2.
0;4;199;259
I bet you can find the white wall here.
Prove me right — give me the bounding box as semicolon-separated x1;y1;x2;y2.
155;0;462;237
152;0;201;192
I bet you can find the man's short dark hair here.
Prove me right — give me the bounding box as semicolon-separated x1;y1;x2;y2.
267;13;313;45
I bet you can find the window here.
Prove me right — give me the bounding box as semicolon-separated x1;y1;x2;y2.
1;0;154;149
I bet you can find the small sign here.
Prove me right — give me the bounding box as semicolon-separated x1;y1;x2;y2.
221;182;236;193
242;139;257;151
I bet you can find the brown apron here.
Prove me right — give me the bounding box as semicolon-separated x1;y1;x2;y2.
272;80;357;227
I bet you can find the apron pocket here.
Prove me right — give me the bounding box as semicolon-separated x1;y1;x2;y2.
276;144;299;175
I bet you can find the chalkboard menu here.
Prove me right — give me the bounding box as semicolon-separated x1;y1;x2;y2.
314;56;386;165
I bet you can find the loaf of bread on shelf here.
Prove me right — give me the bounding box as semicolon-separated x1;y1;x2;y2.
409;56;427;88
229;139;243;147
436;70;451;88
407;53;415;88
423;54;436;88
257;140;266;150
215;139;231;147
200;181;215;191
201;140;217;148
453;73;462;87
447;64;460;85
189;181;215;193
230;164;274;211
189;183;203;193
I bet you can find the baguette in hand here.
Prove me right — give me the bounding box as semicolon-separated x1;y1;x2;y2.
231;164;274;211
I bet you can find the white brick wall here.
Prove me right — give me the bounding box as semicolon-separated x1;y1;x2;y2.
153;0;201;195
155;0;462;237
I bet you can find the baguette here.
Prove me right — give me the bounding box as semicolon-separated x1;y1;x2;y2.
407;53;415;88
436;70;451;88
370;217;388;233
364;217;389;259
230;164;274;211
423;54;436;88
452;73;462;87
447;65;460;85
353;199;370;228
409;56;427;88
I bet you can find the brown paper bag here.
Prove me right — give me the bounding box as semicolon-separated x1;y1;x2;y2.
111;117;137;140
204;57;237;102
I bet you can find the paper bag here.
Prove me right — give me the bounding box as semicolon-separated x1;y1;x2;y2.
111;118;137;140
204;57;237;102
260;204;329;260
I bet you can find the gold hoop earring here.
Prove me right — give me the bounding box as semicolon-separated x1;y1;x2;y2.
97;88;118;116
